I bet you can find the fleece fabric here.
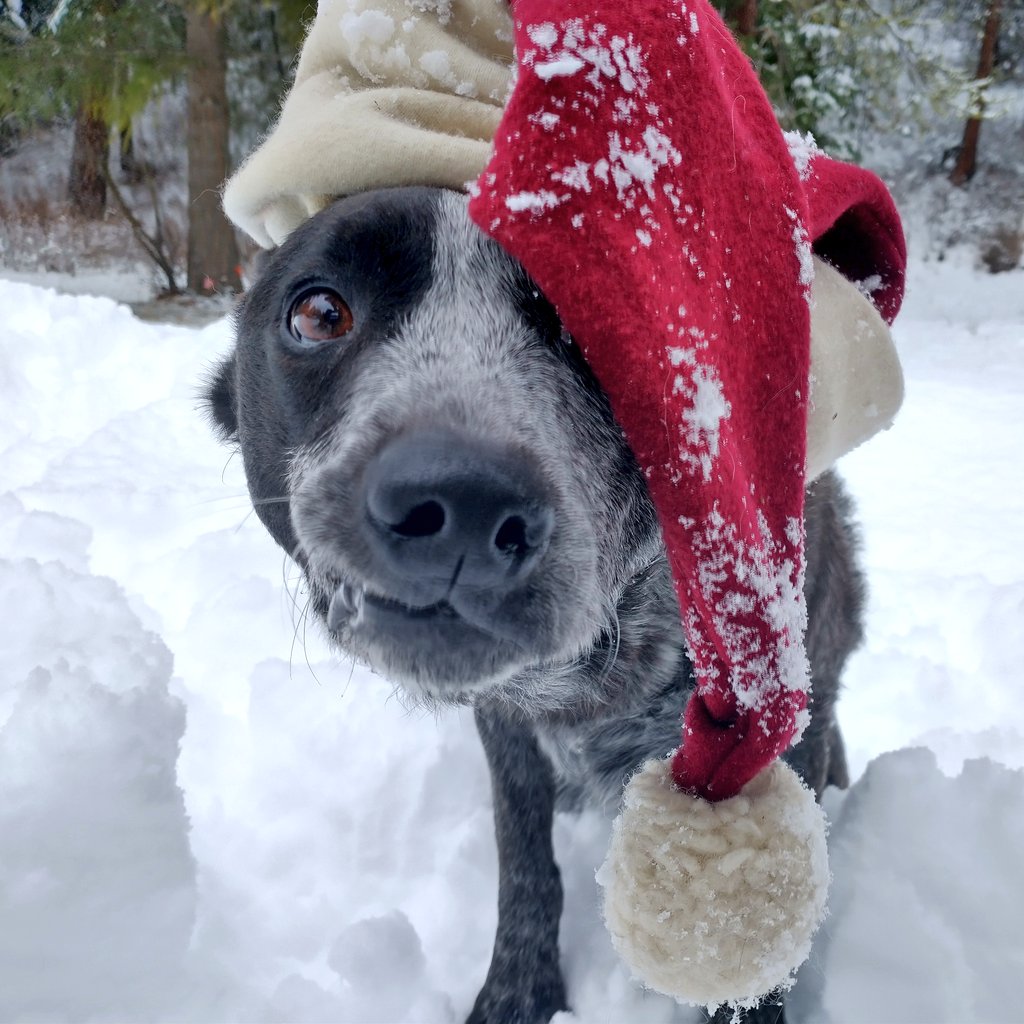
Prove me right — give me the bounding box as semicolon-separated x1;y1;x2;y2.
468;0;905;799
223;0;514;249
601;757;829;1005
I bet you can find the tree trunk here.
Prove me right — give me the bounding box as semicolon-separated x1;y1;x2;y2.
735;0;758;38
725;0;758;38
186;5;242;295
68;105;108;218
949;0;1003;187
119;123;142;183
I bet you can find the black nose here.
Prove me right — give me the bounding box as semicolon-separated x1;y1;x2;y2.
363;429;554;595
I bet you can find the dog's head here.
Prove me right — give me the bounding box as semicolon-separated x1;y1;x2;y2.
206;187;672;707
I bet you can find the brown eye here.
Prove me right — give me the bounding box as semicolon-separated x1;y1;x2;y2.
289;290;354;343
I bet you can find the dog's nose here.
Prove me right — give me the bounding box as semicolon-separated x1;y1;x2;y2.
363;429;554;593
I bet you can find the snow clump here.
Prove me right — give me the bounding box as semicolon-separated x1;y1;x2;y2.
0;553;195;1022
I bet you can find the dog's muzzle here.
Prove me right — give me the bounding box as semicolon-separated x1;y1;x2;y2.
316;427;558;674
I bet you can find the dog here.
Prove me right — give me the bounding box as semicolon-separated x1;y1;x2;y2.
205;185;863;1024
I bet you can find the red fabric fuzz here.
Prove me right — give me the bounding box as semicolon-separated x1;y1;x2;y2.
469;0;905;801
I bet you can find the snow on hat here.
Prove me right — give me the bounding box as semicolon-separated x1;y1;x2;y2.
223;0;515;249
222;0;906;1009
468;0;903;1007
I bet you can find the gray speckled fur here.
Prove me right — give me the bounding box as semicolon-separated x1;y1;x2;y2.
206;188;865;1024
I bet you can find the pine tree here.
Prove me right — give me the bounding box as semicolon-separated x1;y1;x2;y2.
714;0;984;158
0;0;185;216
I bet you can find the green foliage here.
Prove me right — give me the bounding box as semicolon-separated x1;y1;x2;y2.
0;0;186;128
720;0;979;158
742;0;858;149
0;0;308;164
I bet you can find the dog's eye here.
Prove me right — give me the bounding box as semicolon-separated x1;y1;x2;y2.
289;290;354;343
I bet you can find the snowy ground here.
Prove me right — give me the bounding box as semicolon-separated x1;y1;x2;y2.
1;256;1022;1024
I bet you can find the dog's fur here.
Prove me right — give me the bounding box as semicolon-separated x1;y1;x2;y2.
205;187;864;1024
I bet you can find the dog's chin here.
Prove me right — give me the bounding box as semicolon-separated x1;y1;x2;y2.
323;583;537;703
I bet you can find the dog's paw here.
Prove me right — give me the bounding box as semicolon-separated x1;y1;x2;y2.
466;969;568;1024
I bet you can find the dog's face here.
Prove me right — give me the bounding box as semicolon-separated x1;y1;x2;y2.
207;187;668;706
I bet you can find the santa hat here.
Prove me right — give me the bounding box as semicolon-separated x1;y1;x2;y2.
468;0;904;1007
223;0;906;1009
225;2;903;481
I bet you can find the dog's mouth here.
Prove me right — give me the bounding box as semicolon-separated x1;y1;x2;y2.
327;581;461;630
323;577;535;694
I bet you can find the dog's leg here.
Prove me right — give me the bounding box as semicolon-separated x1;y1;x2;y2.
468;704;568;1024
825;721;850;789
784;471;865;798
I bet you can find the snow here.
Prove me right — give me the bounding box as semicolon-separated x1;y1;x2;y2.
407;0;453;27
0;266;163;305
807;750;1024;1023
603;127;683;207
668;347;731;484
505;189;566;214
534;56;587;81
340;7;396;48
784;130;822;181
1;259;1023;1022
527;22;560;50
676;363;730;474
419;49;453;80
522;19;651;98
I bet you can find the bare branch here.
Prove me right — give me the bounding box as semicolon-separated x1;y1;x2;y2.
101;161;181;295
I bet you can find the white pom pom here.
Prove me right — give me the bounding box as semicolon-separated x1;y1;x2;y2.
598;758;829;1009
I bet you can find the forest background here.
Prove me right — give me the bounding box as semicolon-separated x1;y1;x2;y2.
0;0;1021;304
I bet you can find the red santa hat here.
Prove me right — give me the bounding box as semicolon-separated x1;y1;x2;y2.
468;0;904;1008
220;0;906;1007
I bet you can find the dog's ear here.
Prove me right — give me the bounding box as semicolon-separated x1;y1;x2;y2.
203;352;239;441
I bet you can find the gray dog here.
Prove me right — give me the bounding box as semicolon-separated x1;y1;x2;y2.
205;186;862;1024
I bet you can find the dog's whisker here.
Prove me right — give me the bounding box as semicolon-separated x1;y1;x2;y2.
287;593;304;682
187;504;266;523
281;552;305;639
231;509;259;534
191;493;256;506
335;653;357;700
300;596;323;687
287;590;322;688
248;496;292;508
219;450;239;484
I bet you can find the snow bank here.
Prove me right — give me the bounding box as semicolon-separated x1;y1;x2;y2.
0;547;194;1021
808;749;1024;1023
1;266;1023;1021
837;255;1024;781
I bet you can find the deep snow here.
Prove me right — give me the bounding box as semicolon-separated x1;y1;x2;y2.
1;256;1023;1023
